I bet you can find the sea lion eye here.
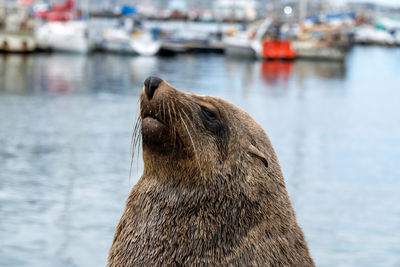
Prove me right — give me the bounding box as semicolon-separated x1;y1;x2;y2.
201;107;217;120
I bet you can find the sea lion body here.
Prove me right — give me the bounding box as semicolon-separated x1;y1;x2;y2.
108;77;314;266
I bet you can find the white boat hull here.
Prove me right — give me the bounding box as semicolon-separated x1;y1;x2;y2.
130;39;161;56
100;28;161;56
292;40;346;61
224;44;255;58
223;35;256;58
355;26;396;46
36;21;90;53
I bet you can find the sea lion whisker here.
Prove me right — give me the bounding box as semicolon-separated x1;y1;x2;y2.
135;117;142;145
171;101;181;149
180;108;199;142
180;108;194;131
179;111;202;176
130;106;141;156
179;100;199;136
131;112;140;153
166;102;176;152
130;114;142;180
176;98;192;114
129;98;142;181
133;117;142;150
134;117;142;166
161;99;171;146
129;130;135;180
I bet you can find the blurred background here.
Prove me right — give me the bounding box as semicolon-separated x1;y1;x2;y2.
1;0;400;266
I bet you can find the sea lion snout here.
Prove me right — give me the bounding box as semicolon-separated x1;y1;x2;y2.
140;77;182;153
144;76;163;100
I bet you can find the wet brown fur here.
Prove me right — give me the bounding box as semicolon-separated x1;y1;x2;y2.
108;80;315;266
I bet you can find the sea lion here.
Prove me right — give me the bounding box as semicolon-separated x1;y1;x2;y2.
108;76;315;266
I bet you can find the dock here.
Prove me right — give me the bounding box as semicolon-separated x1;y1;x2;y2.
160;41;224;53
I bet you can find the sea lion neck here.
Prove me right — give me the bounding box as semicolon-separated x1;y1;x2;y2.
141;149;220;186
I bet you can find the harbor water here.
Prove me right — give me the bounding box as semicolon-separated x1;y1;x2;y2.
0;47;400;266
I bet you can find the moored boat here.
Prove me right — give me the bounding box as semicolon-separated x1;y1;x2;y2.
0;31;35;52
223;31;256;58
223;18;273;59
35;21;91;53
0;2;36;53
292;39;345;61
355;25;396;46
99;28;161;56
130;31;161;56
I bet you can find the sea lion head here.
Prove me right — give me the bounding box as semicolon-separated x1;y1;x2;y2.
138;76;281;185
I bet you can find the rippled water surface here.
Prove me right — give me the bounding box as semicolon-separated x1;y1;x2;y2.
1;47;400;267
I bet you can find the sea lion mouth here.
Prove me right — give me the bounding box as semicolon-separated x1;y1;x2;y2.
141;102;184;152
143;113;167;126
141;112;170;146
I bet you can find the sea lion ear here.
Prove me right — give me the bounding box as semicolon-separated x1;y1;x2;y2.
248;144;268;168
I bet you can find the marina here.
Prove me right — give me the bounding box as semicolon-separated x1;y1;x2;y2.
0;0;400;57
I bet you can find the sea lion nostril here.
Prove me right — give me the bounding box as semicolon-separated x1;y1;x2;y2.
144;76;163;100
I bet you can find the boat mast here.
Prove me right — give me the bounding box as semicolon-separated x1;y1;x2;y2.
82;0;89;19
299;0;307;22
